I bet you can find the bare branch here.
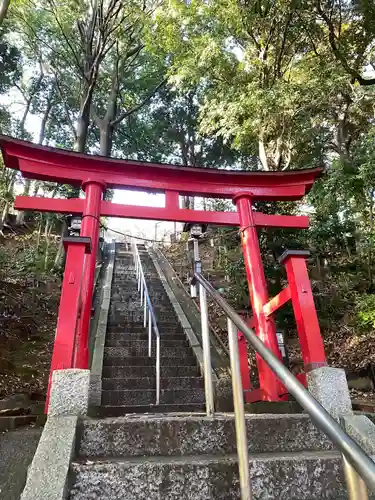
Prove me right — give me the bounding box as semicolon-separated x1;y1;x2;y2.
316;1;375;86
111;79;166;126
46;0;84;76
55;76;77;140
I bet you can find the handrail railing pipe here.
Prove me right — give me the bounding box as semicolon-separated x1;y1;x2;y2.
199;284;215;417
342;453;369;500
132;242;161;405
148;309;152;357
227;317;252;500
143;294;147;328
194;272;375;499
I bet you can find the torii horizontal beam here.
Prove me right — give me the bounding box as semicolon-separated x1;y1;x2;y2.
1;135;323;201
14;195;310;228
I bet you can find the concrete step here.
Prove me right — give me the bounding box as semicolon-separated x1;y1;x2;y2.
110;302;174;310
106;324;184;334
89;404;206;417
111;283;138;288
113;269;136;274
108;314;178;323
101;388;206;406
69;452;345;500
105;332;187;342
103;355;197;367
112;272;137;277
77;414;333;459
108;313;178;323
102;365;200;378
111;281;137;285
108;316;178;325
102;345;193;357
102;377;204;391
110;289;140;296
105;338;190;348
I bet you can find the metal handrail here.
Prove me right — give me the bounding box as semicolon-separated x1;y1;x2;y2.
132;242;160;405
194;271;375;499
156;245;230;357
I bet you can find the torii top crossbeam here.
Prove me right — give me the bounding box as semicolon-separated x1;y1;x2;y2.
0;135;322;228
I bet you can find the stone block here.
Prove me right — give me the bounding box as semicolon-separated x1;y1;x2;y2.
49;369;90;417
307;366;352;420
69;452;346;500
342;414;375;455
77;414;332;459
20;416;77;500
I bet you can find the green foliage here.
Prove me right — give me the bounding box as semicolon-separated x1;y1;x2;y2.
355;295;375;331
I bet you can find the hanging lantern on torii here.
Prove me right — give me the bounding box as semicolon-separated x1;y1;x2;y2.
0;135;325;407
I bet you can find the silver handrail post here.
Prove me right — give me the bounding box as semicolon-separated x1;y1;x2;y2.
228;318;252;500
156;332;160;405
133;242;161;407
148;310;152;357
143;294;147;327
343;455;369;500
199;284;214;417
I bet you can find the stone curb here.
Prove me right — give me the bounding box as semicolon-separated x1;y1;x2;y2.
20;416;78;500
89;239;116;406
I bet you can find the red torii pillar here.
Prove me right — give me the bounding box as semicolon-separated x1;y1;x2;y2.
74;179;106;369
234;194;282;401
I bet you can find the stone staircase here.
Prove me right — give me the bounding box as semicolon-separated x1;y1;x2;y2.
69;413;345;499
68;243;347;499
99;243;205;415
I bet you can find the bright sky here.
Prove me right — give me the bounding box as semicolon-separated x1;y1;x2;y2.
2;92;180;242
109;190;178;242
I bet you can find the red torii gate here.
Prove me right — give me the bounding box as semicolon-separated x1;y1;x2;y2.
0;135;326;405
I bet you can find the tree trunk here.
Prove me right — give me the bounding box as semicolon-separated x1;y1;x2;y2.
97;64;118;156
258;131;269;171
0;0;11;28
74;78;95;153
44;221;53;271
33;181;41;196
44;218;51;239
44;238;50;271
38;90;53;145
74;113;90;152
181;196;194;210
16;179;31;224
367;189;374;288
36;220;42;253
53;220;68;270
99;122;114;156
0;202;9;234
